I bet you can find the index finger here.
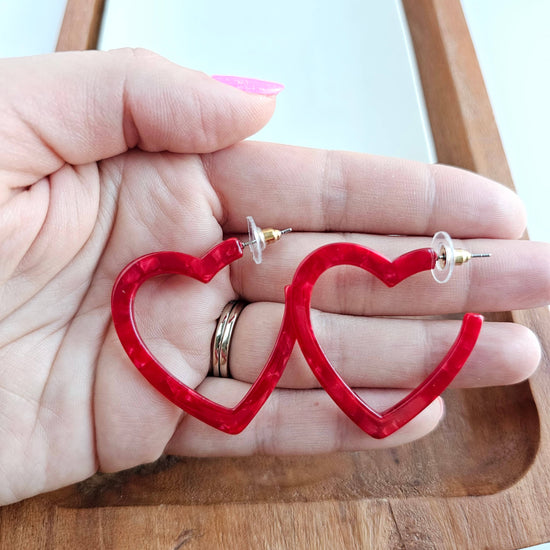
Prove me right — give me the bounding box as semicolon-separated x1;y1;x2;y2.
206;141;526;239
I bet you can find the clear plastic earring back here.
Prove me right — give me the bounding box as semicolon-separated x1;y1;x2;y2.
247;216;267;265
245;216;292;264
432;231;455;284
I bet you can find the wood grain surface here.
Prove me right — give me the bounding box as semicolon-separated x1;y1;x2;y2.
56;0;105;52
1;0;549;548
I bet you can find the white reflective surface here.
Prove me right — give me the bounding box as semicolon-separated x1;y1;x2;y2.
0;0;66;57
98;0;435;162
462;0;550;243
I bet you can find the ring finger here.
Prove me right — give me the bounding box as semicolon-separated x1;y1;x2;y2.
225;302;541;389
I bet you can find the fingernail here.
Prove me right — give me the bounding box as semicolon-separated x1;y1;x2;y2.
212;75;284;96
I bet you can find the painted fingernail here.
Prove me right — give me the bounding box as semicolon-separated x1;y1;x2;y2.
212;75;284;96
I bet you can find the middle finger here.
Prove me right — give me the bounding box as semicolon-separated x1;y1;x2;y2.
230;233;550;316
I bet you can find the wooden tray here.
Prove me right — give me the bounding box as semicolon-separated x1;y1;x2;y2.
2;1;548;548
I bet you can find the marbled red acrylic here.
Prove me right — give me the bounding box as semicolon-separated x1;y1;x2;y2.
111;239;483;438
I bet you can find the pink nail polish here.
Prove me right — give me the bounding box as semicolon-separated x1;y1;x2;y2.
212;75;284;96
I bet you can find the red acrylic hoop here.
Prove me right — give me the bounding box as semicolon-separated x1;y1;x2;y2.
111;238;295;434
288;242;483;439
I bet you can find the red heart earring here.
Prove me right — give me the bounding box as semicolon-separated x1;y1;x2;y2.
110;217;294;434
287;232;486;438
111;218;488;437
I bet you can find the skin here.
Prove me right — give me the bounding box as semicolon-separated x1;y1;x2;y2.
0;48;548;506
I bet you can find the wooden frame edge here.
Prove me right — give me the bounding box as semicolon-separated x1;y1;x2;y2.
402;0;550;546
56;0;105;52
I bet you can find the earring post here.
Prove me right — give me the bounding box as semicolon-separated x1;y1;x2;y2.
241;226;292;249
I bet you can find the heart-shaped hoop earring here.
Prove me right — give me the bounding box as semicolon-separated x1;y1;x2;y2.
111;217;488;437
287;241;484;438
110;220;295;434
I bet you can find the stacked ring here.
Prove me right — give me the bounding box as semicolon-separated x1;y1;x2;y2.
211;300;247;378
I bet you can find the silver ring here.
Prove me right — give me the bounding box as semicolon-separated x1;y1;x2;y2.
211;300;246;378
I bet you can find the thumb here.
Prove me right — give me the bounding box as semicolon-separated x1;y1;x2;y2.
1;48;281;189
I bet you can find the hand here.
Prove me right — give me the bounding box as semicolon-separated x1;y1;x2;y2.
0;49;547;506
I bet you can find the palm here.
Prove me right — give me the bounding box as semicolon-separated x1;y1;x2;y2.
0;150;232;502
